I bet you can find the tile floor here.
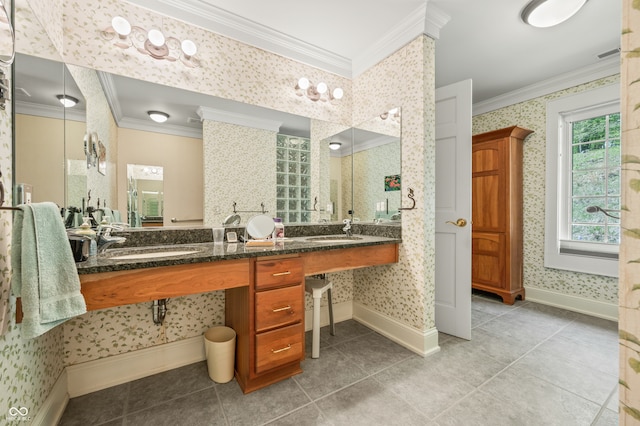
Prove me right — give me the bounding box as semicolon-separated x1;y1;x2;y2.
59;292;619;425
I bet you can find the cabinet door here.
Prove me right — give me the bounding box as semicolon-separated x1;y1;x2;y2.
472;140;506;232
472;232;505;289
255;284;303;332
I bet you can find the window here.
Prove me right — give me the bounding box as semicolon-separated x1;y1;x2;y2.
544;84;620;277
276;134;312;223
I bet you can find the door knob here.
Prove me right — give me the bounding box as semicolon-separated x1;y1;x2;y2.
445;218;467;227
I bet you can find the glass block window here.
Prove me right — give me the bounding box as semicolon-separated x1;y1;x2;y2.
276;135;311;223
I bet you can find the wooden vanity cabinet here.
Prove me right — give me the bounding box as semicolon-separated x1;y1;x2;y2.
472;126;533;304
226;255;305;393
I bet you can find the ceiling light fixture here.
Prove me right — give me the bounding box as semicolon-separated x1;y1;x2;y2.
148;111;169;123
56;94;79;108
101;16;200;67
295;77;343;102
521;0;588;28
329;140;342;150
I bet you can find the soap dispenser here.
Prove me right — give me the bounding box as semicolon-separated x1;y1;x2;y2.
76;217;97;257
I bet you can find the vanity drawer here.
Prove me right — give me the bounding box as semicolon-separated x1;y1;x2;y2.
255;257;303;290
255;284;303;332
255;323;304;374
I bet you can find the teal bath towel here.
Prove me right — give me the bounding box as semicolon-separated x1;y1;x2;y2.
12;202;86;339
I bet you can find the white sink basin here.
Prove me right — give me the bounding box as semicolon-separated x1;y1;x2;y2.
306;236;364;243
107;249;201;260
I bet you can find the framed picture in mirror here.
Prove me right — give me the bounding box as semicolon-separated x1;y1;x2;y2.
385;174;401;191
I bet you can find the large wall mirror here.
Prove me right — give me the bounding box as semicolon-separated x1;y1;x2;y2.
14;38;401;230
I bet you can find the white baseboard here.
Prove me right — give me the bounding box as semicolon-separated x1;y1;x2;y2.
304;300;352;332
525;287;618;322
66;302;353;398
66;335;206;397
31;370;68;426
65;300;441;398
352;302;440;357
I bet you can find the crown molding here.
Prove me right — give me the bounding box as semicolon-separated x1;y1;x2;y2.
352;3;449;76
196;106;282;132
126;0;352;77
97;71;201;138
117;117;203;139
97;71;123;122
353;134;399;154
126;0;449;78
472;55;620;116
16;100;86;122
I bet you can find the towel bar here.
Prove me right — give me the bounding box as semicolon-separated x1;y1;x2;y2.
170;218;203;223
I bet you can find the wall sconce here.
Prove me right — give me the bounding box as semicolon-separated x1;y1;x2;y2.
295;77;343;102
521;0;588;28
148;111;170;123
101;16;200;68
56;94;79;108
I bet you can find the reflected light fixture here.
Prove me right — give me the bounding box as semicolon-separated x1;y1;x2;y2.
329;140;342;150
102;16;199;67
56;94;79;108
148;111;169;123
295;77;343;102
521;0;588;28
380;107;400;121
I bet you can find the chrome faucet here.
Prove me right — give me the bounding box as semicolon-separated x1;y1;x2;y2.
96;224;126;253
342;219;352;237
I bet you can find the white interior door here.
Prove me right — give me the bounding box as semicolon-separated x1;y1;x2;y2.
435;79;472;340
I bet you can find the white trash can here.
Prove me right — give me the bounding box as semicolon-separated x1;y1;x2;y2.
204;326;236;383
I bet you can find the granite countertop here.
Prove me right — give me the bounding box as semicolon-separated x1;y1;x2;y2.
77;234;401;275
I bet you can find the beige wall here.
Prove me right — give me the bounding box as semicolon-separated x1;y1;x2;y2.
15;114;65;205
117;128;203;226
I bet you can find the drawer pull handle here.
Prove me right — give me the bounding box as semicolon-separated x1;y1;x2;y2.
272;344;292;354
272;271;291;277
272;305;292;313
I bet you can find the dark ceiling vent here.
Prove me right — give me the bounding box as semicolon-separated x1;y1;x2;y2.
597;47;621;60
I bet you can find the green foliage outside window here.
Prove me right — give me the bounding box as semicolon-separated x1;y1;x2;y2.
570;113;620;243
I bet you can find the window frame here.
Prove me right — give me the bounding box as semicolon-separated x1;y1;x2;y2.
544;83;620;277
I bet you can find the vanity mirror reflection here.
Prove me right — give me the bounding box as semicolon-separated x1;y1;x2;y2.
127;164;164;227
13;53;401;228
323;108;401;224
14;53;86;209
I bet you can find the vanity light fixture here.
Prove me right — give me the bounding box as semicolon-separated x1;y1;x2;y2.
101;16;200;67
380;107;400;121
147;110;169;123
295;77;343;102
521;0;588;28
56;94;79;108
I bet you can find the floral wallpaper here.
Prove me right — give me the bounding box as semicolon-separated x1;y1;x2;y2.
352;36;436;331
66;64;118;210
619;0;640;421
352;142;402;221
202;120;277;227
472;75;620;304
0;0;67;421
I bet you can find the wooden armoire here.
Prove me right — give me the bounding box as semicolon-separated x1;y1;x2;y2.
472;126;533;304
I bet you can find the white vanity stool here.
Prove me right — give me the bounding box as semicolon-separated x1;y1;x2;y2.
305;276;335;358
